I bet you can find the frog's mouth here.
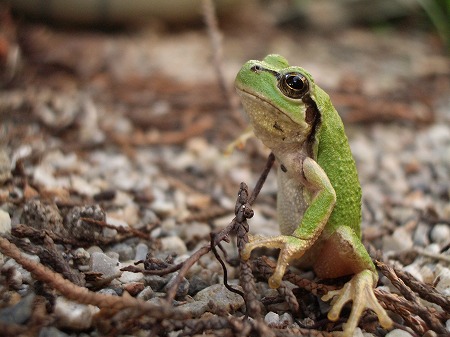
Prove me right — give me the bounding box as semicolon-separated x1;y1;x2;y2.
236;88;299;126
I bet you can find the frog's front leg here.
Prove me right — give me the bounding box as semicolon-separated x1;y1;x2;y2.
318;226;393;336
241;157;336;288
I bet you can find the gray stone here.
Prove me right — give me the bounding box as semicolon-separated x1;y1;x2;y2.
38;327;70;337
144;275;169;291
89;252;119;279
188;275;209;296
110;243;134;261
97;288;119;296
2;254;40;285
135;243;149;261
0;293;34;324
163;273;189;299
194;284;244;313
177;300;209;317
136;286;154;301
64;205;105;242
413;222;430;247
21;199;64;236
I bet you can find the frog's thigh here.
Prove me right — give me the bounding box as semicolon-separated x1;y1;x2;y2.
313;226;374;279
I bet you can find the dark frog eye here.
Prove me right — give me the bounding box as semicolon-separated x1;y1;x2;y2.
278;72;309;99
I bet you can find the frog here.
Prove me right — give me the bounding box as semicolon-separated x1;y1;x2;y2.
234;54;393;336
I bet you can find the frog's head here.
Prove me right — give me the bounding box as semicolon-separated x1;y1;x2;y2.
235;54;319;147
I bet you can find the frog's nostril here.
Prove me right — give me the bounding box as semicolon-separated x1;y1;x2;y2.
251;65;263;72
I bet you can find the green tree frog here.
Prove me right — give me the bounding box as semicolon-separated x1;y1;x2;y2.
235;54;393;336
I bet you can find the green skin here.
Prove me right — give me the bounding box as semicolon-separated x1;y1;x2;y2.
235;55;392;337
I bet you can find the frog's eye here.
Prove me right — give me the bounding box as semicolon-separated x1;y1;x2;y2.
279;72;309;99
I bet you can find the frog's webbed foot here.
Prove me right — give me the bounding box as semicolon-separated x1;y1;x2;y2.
322;270;393;337
241;235;310;288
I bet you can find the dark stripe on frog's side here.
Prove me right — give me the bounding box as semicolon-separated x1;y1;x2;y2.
302;94;321;159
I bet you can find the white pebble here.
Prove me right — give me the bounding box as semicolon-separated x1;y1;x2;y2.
0;209;11;234
434;267;450;297
264;311;280;326
430;224;450;244
279;312;293;325
403;263;423;282
382;227;413;252
135;243;148;261
160;236;187;256
54;297;96;330
385;328;414;337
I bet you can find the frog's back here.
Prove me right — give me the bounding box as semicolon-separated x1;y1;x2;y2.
313;87;362;237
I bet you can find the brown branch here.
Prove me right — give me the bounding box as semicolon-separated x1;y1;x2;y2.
376;261;447;334
0;236;187;321
164;153;275;303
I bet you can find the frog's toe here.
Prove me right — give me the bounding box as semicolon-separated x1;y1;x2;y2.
241;235;309;288
322;270;393;337
240;235;287;260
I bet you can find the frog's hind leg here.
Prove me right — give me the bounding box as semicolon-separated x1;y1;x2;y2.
315;226;393;337
313;225;373;279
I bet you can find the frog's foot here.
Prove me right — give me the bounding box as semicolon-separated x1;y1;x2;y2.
241;235;311;289
322;270;393;337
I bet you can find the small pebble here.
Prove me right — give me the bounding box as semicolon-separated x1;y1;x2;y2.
188;275;209;296
382;227;413;252
144;275;169;291
434;267;450;296
119;270;144;284
430;224;450;244
110;243;135;261
137;286;154;301
54;297;95;330
385;329;414;337
403;263;423;282
163;273;189;299
123;282;145;296
160;236;187;256
72;248;90;266
0;293;34;324
89;252;119;279
2;254;40;285
0;209;11;234
38;327;70;337
264;312;280;326
279;312;293;325
413;222;430;247
97;288;119;296
177;300;208;317
134;243;148;261
194;284;244;313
